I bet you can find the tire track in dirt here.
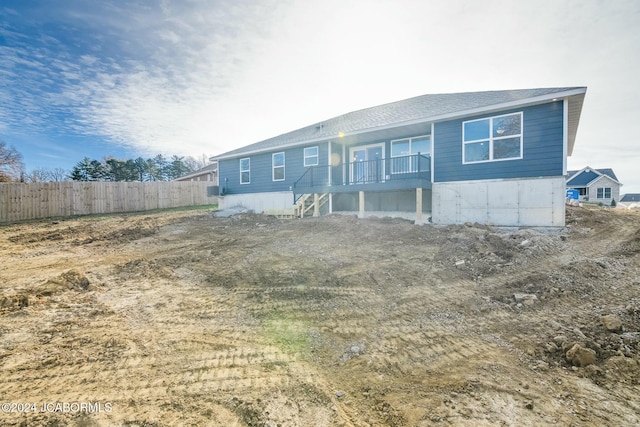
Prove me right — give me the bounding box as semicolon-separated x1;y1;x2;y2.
3;209;640;426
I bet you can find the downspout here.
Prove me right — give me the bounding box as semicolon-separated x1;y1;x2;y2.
328;140;333;213
430;122;435;184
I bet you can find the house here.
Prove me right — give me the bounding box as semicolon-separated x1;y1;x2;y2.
566;167;622;206
620;193;640;209
175;162;218;184
211;87;587;227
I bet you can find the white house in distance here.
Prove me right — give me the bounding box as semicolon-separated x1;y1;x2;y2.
566;167;622;206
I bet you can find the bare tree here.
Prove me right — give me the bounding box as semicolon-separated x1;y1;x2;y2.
48;168;69;182
0;141;24;182
23;167;70;183
24;169;49;183
183;154;210;172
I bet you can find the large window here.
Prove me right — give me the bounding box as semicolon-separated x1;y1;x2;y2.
304;146;319;167
463;112;522;164
272;152;285;181
391;135;430;173
240;158;250;184
597;187;611;199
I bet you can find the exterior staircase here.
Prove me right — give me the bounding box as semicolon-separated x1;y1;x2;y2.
296;193;329;218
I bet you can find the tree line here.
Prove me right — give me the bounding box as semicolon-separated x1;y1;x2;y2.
68;155;206;182
0;141;209;183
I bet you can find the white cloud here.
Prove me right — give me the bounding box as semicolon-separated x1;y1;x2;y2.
1;0;640;191
44;0;289;156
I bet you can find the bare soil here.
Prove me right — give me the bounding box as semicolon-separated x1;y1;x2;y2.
1;206;639;426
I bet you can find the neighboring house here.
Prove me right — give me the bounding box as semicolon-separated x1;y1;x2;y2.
211;87;587;227
175;162;218;184
566;167;622;205
620;193;640;209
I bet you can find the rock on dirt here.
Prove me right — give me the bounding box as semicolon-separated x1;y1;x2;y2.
601;314;623;332
566;343;597;367
514;293;538;306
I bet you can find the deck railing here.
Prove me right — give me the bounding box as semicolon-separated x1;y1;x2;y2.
293;154;430;202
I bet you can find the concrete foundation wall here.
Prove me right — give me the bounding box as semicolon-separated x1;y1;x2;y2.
432;177;566;226
219;191;293;213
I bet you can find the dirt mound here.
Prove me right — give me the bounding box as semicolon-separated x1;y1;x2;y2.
1;206;640;426
39;270;91;295
1;270;91;314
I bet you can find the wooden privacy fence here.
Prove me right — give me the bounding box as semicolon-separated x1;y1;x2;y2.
0;181;218;223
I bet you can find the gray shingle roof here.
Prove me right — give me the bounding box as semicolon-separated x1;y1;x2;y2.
175;162;218;180
594;168;618;181
213;87;586;160
621;193;640;202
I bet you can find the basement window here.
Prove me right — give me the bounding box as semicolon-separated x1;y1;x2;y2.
463;112;522;164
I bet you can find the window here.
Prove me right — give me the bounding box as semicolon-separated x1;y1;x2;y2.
391;135;430;173
272;152;285;181
597;188;611;199
240;158;250;184
304;146;319;167
463;112;522;164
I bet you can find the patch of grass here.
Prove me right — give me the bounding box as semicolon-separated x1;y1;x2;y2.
264;312;311;356
262;360;288;371
1;204;219;226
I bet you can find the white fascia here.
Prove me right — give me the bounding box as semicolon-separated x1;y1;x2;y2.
567;166;600;185
589;173;622;187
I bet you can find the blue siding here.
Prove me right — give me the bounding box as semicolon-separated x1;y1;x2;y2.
567;170;600;186
219;142;329;195
434;101;564;182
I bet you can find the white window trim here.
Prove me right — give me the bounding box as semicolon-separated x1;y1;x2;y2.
240;158;250;184
304;146;319;167
348;143;385;184
597;187;612;199
349;143;386;163
462;112;523;164
272;152;285;181
390;135;431;174
390;135;431;155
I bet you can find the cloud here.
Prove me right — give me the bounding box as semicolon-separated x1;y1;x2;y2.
2;0;640;191
1;0;288;156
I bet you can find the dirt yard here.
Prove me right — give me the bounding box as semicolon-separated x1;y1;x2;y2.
1;205;639;426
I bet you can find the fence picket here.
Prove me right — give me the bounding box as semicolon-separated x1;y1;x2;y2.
0;182;217;222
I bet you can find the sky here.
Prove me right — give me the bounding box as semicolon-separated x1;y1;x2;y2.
0;0;638;192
